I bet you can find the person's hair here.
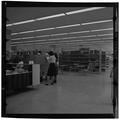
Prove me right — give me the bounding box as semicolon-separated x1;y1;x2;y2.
38;51;41;54
48;51;54;56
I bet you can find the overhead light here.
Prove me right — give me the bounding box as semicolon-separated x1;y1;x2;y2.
21;36;35;40
55;24;80;29
97;33;113;37
79;35;97;38
81;19;112;26
91;28;113;32
12;38;23;41
12;30;37;35
90;41;112;43
50;33;68;36
66;7;105;15
7;20;35;27
11;39;48;44
49;38;62;41
51;43;93;47
35;13;65;21
35;34;51;38
69;30;90;34
34;27;55;32
11;27;55;35
102;37;113;40
12;34;51;40
7;13;65;27
62;36;78;40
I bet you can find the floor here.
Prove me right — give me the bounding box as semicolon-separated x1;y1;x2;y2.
6;69;113;114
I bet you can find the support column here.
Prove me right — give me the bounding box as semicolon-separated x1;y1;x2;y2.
99;49;102;72
32;64;40;86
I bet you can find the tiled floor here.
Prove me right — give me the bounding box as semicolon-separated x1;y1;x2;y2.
6;69;113;114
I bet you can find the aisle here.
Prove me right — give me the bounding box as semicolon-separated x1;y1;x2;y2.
6;70;113;114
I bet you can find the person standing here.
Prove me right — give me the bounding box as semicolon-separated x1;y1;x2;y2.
53;52;59;84
41;52;49;84
46;51;57;85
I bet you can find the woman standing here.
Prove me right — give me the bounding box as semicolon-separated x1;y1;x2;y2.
46;51;57;85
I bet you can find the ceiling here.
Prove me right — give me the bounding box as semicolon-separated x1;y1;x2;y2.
6;7;113;53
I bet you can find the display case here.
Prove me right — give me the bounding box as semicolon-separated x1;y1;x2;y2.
6;64;32;91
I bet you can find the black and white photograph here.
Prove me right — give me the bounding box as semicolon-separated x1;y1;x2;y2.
2;1;118;118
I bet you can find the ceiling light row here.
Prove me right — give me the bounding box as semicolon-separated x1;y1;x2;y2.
11;19;112;36
11;37;113;46
11;28;113;41
11;33;113;44
7;7;105;27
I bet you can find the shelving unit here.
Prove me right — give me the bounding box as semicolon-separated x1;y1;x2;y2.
101;51;106;71
59;48;106;72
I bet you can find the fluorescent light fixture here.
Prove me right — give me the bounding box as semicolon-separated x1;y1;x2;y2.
69;30;90;34
56;24;80;29
80;38;100;41
91;28;113;32
90;41;112;43
7;13;65;27
102;37;113;40
61;38;100;43
79;35;97;38
66;7;105;15
21;36;35;40
51;43;93;47
35;13;65;21
12;38;23;41
48;38;62;41
7;20;35;27
12;30;37;35
35;34;51;38
11;27;55;35
11;36;35;40
62;36;78;40
81;19;112;26
61;35;97;40
34;28;55;32
11;39;49;44
12;35;50;41
50;33;68;36
97;33;113;37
